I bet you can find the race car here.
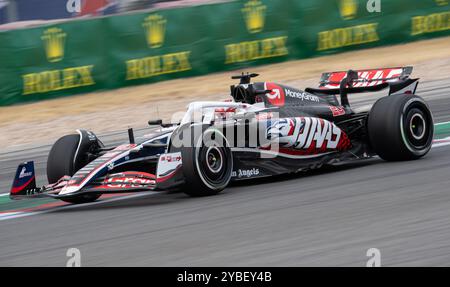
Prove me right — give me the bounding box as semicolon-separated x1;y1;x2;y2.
10;66;434;204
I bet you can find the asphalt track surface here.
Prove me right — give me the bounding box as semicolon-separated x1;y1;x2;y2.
0;78;450;266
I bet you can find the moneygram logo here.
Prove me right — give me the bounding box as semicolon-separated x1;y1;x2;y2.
41;27;66;62
242;0;266;33
339;0;358;20
285;89;320;102
143;14;167;48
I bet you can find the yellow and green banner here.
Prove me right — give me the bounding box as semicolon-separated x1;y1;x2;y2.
0;0;449;105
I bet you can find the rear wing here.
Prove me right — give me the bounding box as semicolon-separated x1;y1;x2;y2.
305;67;419;107
306;67;418;94
320;67;413;88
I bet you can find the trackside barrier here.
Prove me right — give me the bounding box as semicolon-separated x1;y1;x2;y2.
0;0;449;105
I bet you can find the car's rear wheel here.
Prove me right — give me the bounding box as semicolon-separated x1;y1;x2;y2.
368;94;434;161
181;127;233;197
47;131;103;204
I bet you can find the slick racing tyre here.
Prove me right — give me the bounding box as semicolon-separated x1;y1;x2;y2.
368;94;434;161
47;130;103;204
181;127;233;197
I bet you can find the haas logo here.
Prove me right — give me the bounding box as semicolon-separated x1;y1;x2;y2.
264;82;285;106
267;117;351;153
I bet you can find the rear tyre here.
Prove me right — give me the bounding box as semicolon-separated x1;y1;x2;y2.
181;127;233;197
47;132;102;204
368;94;434;161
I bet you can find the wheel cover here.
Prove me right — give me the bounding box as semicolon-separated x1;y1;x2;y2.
205;146;224;174
409;113;426;140
194;130;232;190
400;99;434;154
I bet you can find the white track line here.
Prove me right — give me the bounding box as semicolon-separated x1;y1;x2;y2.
0;192;158;221
0;211;24;220
432;137;450;148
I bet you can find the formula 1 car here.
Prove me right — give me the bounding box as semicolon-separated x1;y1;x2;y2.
10;66;434;204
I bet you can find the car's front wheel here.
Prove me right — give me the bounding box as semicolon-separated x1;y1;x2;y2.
47;130;103;204
181;127;233;197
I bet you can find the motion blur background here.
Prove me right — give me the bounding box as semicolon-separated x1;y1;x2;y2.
0;0;214;24
0;0;449;106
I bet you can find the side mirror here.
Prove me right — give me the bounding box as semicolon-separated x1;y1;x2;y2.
148;119;163;126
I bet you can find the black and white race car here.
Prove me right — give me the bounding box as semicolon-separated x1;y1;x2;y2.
10;67;434;204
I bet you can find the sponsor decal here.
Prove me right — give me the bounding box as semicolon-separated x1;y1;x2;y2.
232;168;260;178
264;82;285;106
19;167;32;179
256;112;273;120
285;89;320;102
224;0;288;64
126;14;192;80
160;154;182;163
157;152;182;181
323;68;403;89
329;106;346;117
215;107;237;119
267;117;351;153
105;176;154;188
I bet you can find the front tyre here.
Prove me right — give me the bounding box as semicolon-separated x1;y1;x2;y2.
47;131;103;204
181;128;233;197
368;94;434;161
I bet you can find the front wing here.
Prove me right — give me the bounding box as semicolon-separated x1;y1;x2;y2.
9;152;184;200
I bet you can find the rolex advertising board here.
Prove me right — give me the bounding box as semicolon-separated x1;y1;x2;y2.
291;0;383;56
106;6;210;88
292;0;449;56
203;0;295;70
0;0;448;105
0;19;108;105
